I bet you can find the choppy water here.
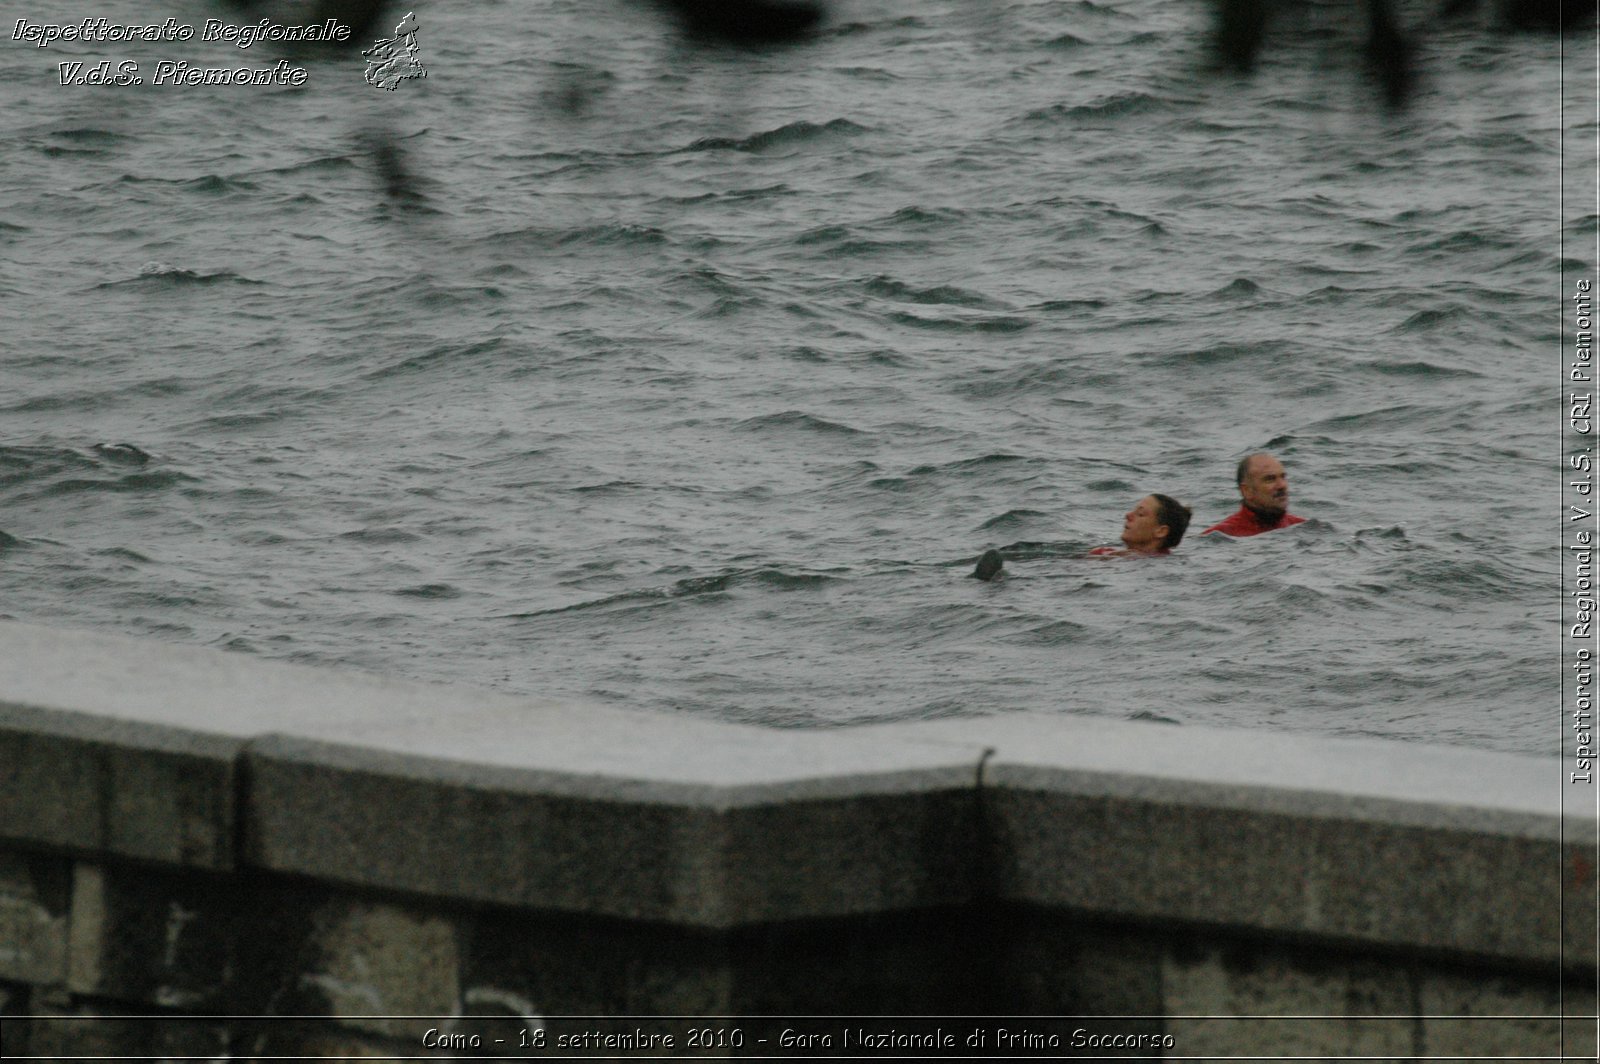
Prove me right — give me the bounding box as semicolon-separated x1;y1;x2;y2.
1;0;1590;755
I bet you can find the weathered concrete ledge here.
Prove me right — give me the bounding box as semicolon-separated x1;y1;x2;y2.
0;619;1594;1058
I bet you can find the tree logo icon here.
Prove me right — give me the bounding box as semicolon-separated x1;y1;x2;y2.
363;11;426;91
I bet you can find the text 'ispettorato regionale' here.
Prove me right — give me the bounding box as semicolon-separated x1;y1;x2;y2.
12;18;350;48
12;17;351;87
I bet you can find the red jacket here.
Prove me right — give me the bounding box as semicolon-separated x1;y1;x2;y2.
1201;506;1305;537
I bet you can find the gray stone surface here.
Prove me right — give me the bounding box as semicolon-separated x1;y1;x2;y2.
886;712;1573;830
0;853;69;985
64;859;317;1013
0;619;1588;970
245;732;985;924
0;620;664;868
994;914;1167;1055
0;703;239;867
1418;969;1593;1058
296;900;462;1040
1004;918;1163;1012
883;713;1597;969
1162;944;1418;1058
24;988;232;1060
0;980;26;1058
0;620;992;912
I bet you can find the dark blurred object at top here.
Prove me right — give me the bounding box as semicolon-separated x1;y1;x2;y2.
642;0;828;45
1214;0;1417;108
1440;0;1594;30
1213;0;1591;112
307;0;396;48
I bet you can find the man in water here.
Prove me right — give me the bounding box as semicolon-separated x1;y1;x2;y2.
1201;452;1305;537
972;493;1191;578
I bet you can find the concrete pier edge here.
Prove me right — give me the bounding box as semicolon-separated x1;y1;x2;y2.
0;618;1595;1058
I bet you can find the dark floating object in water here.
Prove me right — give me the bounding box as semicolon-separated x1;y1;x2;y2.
93;443;151;466
645;0;827;44
972;549;1005;582
1214;0;1268;71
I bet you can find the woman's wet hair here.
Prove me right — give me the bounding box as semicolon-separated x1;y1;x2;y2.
1152;493;1193;549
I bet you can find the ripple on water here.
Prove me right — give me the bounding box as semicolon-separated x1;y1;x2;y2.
683;119;868;154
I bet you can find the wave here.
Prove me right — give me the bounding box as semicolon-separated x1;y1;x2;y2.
394;583;462;599
94;263;261;289
886;309;1033;333
1142;339;1295;367
1;444;190;497
1020;92;1170;125
258;154;359;178
1391;307;1468;331
38;469;198;498
1030;297;1107;312
361;338;512;382
1206;277;1263;299
1363;359;1481;379
978;508;1052;530
736;410;867;435
339;527;422;544
92;443;152;466
1010;618;1091;646
1128;710;1182;725
953;361;1085;398
684;118;866;153
508;566;845;620
481;223;672;250
861;275;1008;309
112;172;257;194
51;127;127;144
911;453;1034;476
1303;405;1437;431
1410;229;1518;254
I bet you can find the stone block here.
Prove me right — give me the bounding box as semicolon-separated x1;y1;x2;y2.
458;906;1011;1050
462;911;727;1021
58;860;467;1041
68;861;246;1007
730;908;996;1016
1419;968;1595;1058
0;705;238;868
0;980;27;1058
987;784;1575;970
25;990;231;1060
293;899;462;1040
274;1028;430;1061
65;860;323;1015
1161;942;1418;1059
0;618;649;872
0;850;70;985
892;713;1590;969
998;908;1164;1043
243;724;987;926
1;617;1592;1057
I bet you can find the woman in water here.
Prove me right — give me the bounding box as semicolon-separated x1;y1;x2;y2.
972;493;1191;578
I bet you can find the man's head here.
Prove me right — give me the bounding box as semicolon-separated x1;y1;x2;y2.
1121;493;1192;552
1236;453;1289;521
